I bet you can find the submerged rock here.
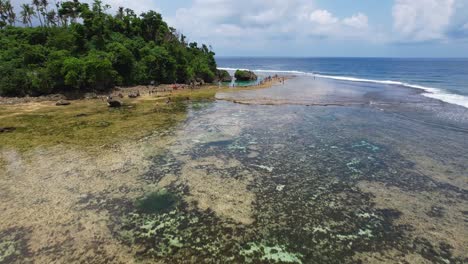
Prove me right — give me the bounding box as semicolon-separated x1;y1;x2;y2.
135;190;178;214
235;70;258;81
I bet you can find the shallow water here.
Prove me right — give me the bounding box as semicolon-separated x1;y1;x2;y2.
124;77;468;262
1;77;467;263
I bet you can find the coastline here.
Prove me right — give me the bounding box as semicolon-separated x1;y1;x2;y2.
218;66;468;110
0;76;284;151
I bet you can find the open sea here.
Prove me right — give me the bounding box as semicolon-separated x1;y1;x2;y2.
217;57;468;108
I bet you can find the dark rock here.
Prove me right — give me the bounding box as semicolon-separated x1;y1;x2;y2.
0;127;16;133
427;206;445;218
217;69;232;82
56;100;71;106
107;99;122;107
234;70;257;81
196;78;205;85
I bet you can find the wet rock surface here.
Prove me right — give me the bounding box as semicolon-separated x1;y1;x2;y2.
106;99;467;263
1;76;467;263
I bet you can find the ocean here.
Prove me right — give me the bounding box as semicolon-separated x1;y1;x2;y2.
217;57;468;108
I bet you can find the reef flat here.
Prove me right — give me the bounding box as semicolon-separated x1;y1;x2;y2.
1;76;467;263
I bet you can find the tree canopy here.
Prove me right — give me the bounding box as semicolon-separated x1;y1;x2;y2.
0;0;217;96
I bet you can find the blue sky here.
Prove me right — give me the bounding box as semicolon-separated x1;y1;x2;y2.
13;0;468;57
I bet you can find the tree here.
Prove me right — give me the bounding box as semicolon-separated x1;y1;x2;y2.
106;42;135;85
40;0;50;27
6;1;15;26
61;57;85;89
83;51;117;90
0;0;7;27
32;0;43;27
0;0;218;97
140;11;168;43
46;9;57;27
20;4;35;27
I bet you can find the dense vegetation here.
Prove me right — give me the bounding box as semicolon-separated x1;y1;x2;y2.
234;69;257;81
0;0;218;96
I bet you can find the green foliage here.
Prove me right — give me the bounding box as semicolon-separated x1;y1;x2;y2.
0;0;217;96
235;70;258;81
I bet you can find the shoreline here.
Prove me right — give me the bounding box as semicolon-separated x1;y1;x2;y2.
0;76;287;106
219;67;468;109
0;76;286;152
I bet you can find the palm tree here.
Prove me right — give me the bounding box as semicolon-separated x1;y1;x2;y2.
0;0;7;26
46;9;56;26
32;0;43;26
6;1;15;26
20;4;35;27
40;0;49;26
116;6;124;20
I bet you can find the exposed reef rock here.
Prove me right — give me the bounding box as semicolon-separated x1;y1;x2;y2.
217;69;232;82
235;70;258;81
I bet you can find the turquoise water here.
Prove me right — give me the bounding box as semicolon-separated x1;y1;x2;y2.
217;57;468;108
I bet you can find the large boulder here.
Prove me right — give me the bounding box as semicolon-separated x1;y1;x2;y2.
107;98;122;107
0;127;16;133
234;70;257;81
217;69;232;82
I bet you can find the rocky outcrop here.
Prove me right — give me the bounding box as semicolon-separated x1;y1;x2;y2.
56;100;71;106
196;78;205;85
217;70;232;82
128;91;140;98
234;70;257;81
84;92;98;99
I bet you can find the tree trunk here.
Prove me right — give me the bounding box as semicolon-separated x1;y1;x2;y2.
36;7;43;26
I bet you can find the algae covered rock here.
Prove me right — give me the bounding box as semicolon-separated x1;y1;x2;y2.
217;69;232;82
234;70;257;81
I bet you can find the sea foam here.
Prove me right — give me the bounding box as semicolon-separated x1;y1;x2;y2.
218;67;468;109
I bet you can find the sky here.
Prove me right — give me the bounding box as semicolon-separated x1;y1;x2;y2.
11;0;468;57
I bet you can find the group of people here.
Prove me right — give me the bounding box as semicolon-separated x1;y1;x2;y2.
258;75;285;86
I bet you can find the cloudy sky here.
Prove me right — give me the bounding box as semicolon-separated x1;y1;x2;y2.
11;0;468;57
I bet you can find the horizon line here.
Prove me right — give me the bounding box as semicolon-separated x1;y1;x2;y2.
215;56;468;59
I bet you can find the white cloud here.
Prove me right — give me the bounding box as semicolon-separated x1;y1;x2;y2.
308;10;338;25
343;13;369;29
170;0;376;48
392;0;455;41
